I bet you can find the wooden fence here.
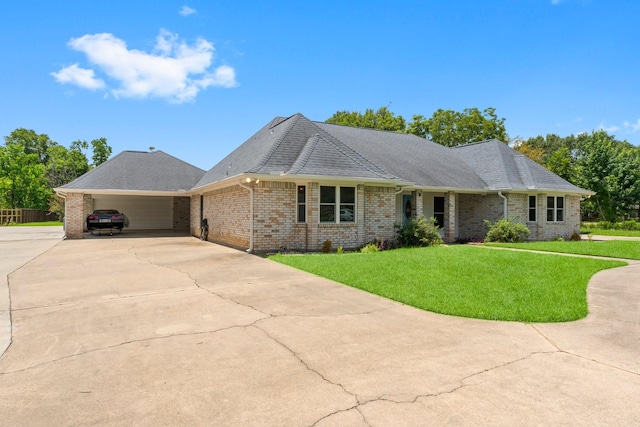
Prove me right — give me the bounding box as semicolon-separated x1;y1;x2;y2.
0;209;59;224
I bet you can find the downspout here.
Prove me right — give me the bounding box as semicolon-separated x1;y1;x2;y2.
497;191;508;219
238;181;254;253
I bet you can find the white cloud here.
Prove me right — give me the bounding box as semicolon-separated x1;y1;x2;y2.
179;6;197;16
599;123;620;133
52;30;237;103
623;119;640;133
50;63;105;90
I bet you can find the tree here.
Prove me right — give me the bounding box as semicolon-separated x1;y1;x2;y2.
46;144;90;188
0;143;51;210
545;146;575;182
513;141;546;165
4;128;56;165
91;137;112;166
576;130;640;221
407;107;508;146
1;128;111;212
326;106;406;132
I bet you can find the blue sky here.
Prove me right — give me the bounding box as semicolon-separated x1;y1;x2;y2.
1;0;638;170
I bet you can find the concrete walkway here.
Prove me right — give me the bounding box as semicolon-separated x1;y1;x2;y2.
0;226;64;356
0;230;638;425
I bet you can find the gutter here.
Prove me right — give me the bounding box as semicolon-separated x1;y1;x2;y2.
238;179;254;253
497;191;508;219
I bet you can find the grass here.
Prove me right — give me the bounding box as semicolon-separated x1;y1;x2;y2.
580;228;640;237
270;246;625;323
2;221;63;227
487;240;640;260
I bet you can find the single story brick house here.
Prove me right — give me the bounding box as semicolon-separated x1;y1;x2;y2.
56;113;593;252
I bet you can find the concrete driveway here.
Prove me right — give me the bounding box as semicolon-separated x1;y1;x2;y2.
0;229;639;425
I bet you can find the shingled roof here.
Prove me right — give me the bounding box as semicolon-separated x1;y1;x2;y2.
57;150;205;194
453;140;592;194
195;113;592;195
193;114;404;189
316;121;488;190
58;114;592;197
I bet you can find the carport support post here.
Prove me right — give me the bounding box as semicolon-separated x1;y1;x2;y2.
63;192;86;239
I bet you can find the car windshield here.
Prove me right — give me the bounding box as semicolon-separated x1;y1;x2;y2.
94;210;120;215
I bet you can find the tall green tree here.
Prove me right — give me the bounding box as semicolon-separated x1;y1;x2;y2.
90;137;112;166
545;146;575;182
1;128;111;211
46;144;90;188
4;128;55;165
326;106;407;132
576;130;640;221
0;143;51;210
407;107;508;146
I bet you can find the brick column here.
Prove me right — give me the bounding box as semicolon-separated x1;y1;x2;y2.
64;192;85;239
415;191;423;217
445;191;456;243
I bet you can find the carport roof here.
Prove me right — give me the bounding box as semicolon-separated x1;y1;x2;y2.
57;150;205;194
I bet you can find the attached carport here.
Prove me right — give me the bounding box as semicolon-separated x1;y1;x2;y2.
55;150;205;239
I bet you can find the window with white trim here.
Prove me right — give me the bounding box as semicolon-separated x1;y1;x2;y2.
528;195;537;222
320;186;355;223
546;196;564;222
297;186;306;223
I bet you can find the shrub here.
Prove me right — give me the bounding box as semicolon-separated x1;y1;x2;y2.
597;221;615;230
620;220;640;231
321;240;332;253
586;220;640;231
570;232;582;241
396;216;443;247
376;239;397;251
336;245;344;254
360;243;379;253
484;218;530;243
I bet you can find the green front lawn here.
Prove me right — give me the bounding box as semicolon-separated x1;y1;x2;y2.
270;246;625;323
580;228;640;238
487;240;640;260
3;221;63;227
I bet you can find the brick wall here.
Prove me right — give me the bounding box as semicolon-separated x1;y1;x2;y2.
194;181;398;252
457;194;503;240
364;186;396;243
64;192;87;238
457;192;581;241
253;181;299;251
172;197;190;230
197;185;251;249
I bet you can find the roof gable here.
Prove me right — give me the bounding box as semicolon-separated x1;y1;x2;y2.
194;113;402;188
316;122;488;189
453;140;590;193
58;150;205;192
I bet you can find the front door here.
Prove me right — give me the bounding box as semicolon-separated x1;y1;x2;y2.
402;194;413;226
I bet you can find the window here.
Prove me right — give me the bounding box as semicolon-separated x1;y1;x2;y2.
434;196;445;228
320;186;355;223
297;186;306;223
340;187;355;222
528;195;537;222
547;196;564;222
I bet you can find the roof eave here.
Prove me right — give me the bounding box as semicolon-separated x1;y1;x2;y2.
189;172;413;193
55;188;190;197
